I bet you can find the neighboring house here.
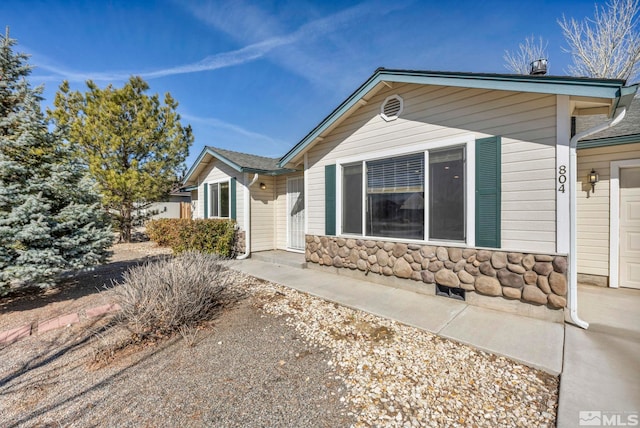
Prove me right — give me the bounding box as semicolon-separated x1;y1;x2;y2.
184;68;638;326
138;190;192;221
576;96;640;290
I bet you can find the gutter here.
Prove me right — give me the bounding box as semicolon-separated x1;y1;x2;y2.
568;108;627;329
236;173;259;260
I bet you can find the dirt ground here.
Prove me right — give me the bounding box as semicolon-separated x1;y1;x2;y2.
0;241;172;333
0;242;353;427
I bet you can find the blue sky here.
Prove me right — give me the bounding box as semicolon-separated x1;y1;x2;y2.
3;0;602;167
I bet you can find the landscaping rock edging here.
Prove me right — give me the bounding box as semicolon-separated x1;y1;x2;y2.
0;303;120;346
305;235;567;310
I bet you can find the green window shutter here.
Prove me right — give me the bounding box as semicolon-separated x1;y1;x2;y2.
325;164;336;235
475;136;501;248
230;178;237;220
203;183;209;219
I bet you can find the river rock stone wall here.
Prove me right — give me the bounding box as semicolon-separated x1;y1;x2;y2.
305;235;567;309
234;230;246;256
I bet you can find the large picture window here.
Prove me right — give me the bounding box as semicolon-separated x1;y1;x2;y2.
209;181;230;218
367;153;424;240
340;146;466;242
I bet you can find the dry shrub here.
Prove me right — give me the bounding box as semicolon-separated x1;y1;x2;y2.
112;252;229;340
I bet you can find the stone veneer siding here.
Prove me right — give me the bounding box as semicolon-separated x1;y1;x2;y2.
305;235;568;309
234;230;246;256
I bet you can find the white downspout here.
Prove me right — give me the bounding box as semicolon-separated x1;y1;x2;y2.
568;108;627;329
236;173;259;260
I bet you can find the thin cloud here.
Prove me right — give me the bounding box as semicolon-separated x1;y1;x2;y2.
182;113;289;149
180;0;411;88
30;3;374;83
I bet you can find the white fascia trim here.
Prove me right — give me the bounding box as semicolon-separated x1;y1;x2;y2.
609;158;640;288
335;134;475;245
556;95;571;254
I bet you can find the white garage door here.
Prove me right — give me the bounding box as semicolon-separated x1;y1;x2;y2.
620;166;640;289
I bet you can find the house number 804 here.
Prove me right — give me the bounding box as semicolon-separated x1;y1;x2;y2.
558;165;567;193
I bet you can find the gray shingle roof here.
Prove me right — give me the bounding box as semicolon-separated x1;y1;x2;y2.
576;96;640;140
206;146;288;173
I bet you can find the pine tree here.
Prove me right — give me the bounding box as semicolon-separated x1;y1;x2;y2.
50;77;193;243
0;28;113;295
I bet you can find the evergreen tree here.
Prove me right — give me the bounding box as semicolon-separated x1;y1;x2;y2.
0;28;112;295
50;77;193;242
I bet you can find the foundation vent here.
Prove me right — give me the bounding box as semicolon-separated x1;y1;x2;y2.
381;95;403;121
436;284;465;301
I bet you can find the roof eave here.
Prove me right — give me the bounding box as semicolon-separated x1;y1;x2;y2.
183;147;244;186
578;133;640;149
278;68;631;167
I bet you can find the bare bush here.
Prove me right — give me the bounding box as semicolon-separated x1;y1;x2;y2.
112;252;230;340
559;0;640;81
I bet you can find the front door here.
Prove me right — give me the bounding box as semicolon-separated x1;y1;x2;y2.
620;166;640;289
287;176;305;251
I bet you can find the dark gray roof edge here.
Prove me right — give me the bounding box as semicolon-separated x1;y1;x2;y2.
578;133;640;149
375;68;627;86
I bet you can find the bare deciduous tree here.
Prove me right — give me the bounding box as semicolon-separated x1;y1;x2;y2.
559;0;640;82
504;35;549;75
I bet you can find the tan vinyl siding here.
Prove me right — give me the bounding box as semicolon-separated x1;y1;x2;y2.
577;142;640;277
306;83;557;253
250;175;276;251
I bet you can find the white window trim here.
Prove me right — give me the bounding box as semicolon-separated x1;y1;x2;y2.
206;178;231;219
336;134;475;246
609;158;640;288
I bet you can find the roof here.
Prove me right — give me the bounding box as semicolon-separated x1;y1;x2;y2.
576;96;640;149
278;68;638;167
183;146;296;186
207;146;282;172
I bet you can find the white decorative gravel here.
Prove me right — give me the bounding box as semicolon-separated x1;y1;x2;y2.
250;275;559;428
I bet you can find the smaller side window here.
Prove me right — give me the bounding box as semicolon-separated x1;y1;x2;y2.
209;181;230;218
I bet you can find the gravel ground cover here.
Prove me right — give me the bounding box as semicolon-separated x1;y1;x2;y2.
0;243;559;427
0;287;352;427
251;277;559;427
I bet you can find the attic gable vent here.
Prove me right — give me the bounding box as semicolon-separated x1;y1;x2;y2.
380;95;403;121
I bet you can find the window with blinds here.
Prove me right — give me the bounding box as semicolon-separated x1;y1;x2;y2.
339;147;466;242
367;153;424;194
366;153;425;240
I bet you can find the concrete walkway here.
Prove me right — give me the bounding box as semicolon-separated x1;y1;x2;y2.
557;284;640;427
230;257;565;375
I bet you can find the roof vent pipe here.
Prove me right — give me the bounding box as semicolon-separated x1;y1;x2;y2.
530;59;548;75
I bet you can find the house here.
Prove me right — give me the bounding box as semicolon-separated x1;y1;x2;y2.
139;190;193;221
576;96;640;290
184;68;638;327
182;147;302;255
